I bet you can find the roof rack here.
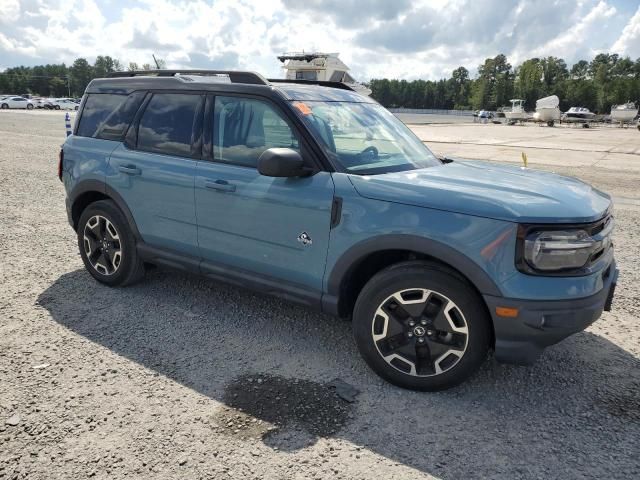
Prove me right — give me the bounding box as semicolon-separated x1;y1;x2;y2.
267;79;355;92
106;69;268;85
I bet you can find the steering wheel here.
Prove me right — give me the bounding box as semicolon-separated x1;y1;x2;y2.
360;145;379;161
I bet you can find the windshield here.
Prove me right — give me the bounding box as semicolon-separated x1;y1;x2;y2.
293;101;441;175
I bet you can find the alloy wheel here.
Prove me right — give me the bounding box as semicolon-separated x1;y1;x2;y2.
372;288;469;377
83;215;122;275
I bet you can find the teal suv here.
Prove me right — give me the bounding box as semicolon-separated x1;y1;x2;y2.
59;70;617;390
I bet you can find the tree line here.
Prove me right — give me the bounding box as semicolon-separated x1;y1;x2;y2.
369;53;640;113
2;52;639;113
0;56;164;98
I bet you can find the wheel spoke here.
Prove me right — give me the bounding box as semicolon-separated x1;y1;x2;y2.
105;220;119;241
431;299;468;335
391;289;431;318
83;235;99;256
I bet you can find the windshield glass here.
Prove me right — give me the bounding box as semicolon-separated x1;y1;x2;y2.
293;101;441;175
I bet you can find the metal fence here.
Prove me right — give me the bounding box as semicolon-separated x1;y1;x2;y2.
387;108;476;116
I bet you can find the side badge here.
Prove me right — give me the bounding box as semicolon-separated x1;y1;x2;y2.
297;232;312;246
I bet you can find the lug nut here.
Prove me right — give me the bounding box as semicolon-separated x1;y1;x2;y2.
427;330;434;336
417;337;425;343
407;332;414;338
420;319;428;325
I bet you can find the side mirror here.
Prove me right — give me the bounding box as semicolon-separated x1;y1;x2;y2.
257;148;310;177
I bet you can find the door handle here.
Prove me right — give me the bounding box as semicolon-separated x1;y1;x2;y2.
205;179;236;193
118;165;141;176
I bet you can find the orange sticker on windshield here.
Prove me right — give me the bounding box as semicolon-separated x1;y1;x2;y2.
294;102;313;115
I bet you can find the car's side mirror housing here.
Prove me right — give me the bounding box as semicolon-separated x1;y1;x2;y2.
257;148;310;177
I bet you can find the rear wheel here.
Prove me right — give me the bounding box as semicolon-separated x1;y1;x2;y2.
77;200;144;286
353;262;490;391
54;105;61;110
26;103;34;110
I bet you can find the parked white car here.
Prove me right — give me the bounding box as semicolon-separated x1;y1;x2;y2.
31;97;49;108
49;98;79;110
0;96;35;109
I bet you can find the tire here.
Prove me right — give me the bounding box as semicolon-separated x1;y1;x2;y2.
54;105;61;110
1;103;8;109
547;120;554;127
353;261;490;391
26;104;34;110
77;200;144;287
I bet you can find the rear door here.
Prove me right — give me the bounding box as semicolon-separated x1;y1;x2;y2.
195;94;334;295
106;92;204;257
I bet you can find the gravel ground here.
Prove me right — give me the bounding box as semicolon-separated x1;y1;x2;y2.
1;110;639;480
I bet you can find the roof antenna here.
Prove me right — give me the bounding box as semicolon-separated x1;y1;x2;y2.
152;54;160;69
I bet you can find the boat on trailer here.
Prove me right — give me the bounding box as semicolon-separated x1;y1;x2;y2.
610;102;638;126
278;52;372;96
562;107;596;126
504;99;529;124
533;95;561;126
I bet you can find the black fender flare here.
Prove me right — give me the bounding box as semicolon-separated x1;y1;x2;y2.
324;234;503;315
68;179;142;241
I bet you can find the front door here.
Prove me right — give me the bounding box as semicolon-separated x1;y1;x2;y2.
195;95;334;295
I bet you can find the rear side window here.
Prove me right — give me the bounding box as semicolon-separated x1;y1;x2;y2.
76;93;144;139
137;93;203;157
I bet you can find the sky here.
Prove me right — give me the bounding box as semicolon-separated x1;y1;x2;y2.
0;0;639;80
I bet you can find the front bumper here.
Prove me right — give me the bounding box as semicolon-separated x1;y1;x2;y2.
484;263;618;365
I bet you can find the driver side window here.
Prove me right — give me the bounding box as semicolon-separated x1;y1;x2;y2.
213;96;299;168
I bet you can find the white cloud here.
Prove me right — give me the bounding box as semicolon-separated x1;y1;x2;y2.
529;1;616;61
0;0;636;80
611;5;640;58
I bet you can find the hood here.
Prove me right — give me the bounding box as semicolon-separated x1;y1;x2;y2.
348;159;611;224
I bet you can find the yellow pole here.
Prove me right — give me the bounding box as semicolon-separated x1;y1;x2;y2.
521;152;528;168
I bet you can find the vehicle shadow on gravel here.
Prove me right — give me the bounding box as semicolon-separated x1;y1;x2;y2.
38;268;640;479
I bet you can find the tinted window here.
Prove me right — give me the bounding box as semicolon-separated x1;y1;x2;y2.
96;91;145;141
77;93;140;138
329;71;345;82
137;93;202;157
295;71;317;80
214;96;299;168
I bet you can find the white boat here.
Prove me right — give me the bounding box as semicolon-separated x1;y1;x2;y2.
533;95;561;126
277;52;372;96
610;102;638;124
504;99;528;124
562;107;596;124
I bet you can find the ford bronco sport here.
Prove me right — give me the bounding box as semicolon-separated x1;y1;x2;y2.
60;70;617;391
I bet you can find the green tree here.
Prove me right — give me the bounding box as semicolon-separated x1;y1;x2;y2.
516;58;544;109
69;58;93;96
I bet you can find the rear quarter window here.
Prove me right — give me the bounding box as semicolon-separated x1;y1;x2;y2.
76;92;145;140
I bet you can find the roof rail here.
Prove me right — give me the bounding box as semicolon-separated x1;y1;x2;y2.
106;69;268;85
267;79;355;92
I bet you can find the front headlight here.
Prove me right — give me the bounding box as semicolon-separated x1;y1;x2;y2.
524;230;595;271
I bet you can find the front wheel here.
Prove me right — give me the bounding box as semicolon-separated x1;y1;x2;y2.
77;200;144;287
26;104;34;110
353;262;490;391
54;105;61;110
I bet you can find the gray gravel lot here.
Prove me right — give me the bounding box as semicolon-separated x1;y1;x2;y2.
1;110;639;479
